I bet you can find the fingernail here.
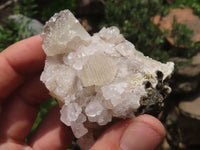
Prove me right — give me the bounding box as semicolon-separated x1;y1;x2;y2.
120;122;163;150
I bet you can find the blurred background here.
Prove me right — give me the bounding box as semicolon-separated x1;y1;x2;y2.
1;0;200;149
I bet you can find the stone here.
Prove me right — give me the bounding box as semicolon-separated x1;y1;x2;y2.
177;82;198;93
179;97;200;120
168;57;200;96
169;57;189;63
40;9;174;149
177;64;200;77
9;14;43;38
192;52;200;65
153;7;200;45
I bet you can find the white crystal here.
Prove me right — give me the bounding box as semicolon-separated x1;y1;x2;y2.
85;99;104;117
78;53;118;87
40;9;174;139
70;113;88;138
41;10;91;56
71;122;88;138
101;82;128;107
99;26;125;44
60;103;82;126
115;40;136;57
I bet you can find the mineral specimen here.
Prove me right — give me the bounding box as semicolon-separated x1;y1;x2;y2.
40;9;174;148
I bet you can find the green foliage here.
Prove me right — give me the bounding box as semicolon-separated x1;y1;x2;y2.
0;0;38;52
39;0;77;22
171;17;193;47
13;0;38;17
171;18;200;58
0;24;15;52
104;0;169;62
0;17;37;52
103;0;200;61
0;19;21;52
186;42;200;58
167;0;200;17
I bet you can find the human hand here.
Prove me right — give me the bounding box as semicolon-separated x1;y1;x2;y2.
0;35;73;150
0;35;165;150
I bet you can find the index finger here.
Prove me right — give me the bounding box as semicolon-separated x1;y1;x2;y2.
0;35;45;99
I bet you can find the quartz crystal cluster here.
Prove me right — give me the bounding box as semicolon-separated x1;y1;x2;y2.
40;10;174;141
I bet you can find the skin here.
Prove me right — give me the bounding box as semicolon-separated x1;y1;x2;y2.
0;35;165;150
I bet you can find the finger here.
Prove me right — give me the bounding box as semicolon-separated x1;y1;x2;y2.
0;35;45;99
0;75;50;141
2;35;45;74
29;105;73;150
90;114;165;150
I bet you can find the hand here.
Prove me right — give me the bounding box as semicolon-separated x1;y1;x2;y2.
0;35;165;150
0;35;73;150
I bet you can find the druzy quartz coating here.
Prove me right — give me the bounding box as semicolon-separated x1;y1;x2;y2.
40;10;174;140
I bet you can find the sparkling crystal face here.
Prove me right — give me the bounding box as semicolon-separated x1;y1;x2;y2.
40;10;174;138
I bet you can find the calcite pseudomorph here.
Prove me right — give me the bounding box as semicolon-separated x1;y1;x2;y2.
40;9;174;144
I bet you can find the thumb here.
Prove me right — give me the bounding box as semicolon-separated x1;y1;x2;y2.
90;114;165;150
